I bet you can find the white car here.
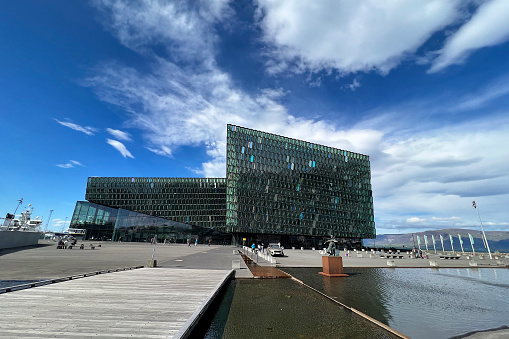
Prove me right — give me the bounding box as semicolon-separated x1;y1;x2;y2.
267;243;284;256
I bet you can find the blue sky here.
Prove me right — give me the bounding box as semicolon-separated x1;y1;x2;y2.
1;0;509;234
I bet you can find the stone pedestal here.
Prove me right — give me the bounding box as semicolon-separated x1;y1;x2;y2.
147;259;157;268
319;256;349;277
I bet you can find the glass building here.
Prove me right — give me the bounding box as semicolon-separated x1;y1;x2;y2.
225;125;375;247
71;124;375;247
71;201;228;243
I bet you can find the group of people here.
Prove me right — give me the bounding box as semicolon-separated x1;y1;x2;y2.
187;239;199;247
251;242;280;253
413;247;424;258
57;236;77;249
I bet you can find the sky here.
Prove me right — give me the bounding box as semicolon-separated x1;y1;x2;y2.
1;0;509;234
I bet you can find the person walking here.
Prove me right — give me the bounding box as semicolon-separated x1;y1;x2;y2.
187;239;191;247
195;239;198;246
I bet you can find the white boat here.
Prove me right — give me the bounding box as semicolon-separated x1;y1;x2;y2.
0;199;43;250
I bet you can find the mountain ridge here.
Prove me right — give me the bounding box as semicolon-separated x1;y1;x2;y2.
364;229;509;252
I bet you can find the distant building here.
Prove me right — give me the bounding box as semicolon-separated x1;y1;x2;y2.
71;124;375;248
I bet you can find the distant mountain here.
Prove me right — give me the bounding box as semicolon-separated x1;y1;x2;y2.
363;229;509;253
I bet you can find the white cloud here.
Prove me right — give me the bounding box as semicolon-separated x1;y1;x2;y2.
432;216;461;221
371;117;509;233
56;160;85;168
88;61;384;176
147;146;173;157
452;75;509;112
87;0;509;232
429;0;509;73
484;222;509;226
54;119;97;135
407;217;426;223
70;160;85;167
343;78;361;91
92;0;232;65
106;139;135;158
106;128;132;141
256;0;465;75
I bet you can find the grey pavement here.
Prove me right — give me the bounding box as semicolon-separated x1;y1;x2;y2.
0;240;252;280
2;240;507;282
246;247;509;268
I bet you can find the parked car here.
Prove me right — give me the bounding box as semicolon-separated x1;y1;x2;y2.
267;243;284;256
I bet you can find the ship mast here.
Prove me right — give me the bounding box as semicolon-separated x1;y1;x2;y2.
44;209;54;232
8;198;23;228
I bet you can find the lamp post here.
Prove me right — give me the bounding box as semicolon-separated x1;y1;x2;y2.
61;216;68;233
472;201;492;259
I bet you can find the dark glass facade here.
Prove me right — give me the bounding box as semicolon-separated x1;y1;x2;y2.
71;201;118;240
71;201;229;243
85;177;226;229
225;125;375;240
71;124;375;246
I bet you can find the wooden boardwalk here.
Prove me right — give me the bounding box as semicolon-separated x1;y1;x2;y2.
0;268;232;338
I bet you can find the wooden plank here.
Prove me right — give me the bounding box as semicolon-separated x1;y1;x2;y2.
0;268;231;338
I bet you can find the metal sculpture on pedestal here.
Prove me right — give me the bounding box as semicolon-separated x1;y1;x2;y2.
319;237;349;277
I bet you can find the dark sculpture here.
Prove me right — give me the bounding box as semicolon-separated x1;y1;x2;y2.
324;237;341;256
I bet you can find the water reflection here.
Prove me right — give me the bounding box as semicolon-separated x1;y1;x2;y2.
222;279;397;339
283;268;509;339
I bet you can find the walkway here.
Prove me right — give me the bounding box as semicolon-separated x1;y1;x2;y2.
0;267;232;338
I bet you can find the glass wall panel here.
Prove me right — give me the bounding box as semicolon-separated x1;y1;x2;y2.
225;124;375;239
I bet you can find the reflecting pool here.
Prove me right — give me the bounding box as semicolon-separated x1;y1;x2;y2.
221;278;398;339
283;267;509;339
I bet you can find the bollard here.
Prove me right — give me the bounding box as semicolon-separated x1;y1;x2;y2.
147;259;157;268
312;247;315;251
301;247;304;250
232;260;241;269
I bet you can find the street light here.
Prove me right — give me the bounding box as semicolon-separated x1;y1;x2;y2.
472;201;492;259
61;216;68;233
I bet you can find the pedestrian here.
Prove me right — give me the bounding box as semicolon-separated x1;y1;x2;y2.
195;239;198;246
208;239;211;246
251;243;255;251
187;239;191;247
419;249;423;258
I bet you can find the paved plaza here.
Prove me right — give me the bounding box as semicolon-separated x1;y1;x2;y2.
1;240;508;281
1;241;508;338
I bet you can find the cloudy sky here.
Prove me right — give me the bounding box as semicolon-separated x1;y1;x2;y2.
1;0;509;234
